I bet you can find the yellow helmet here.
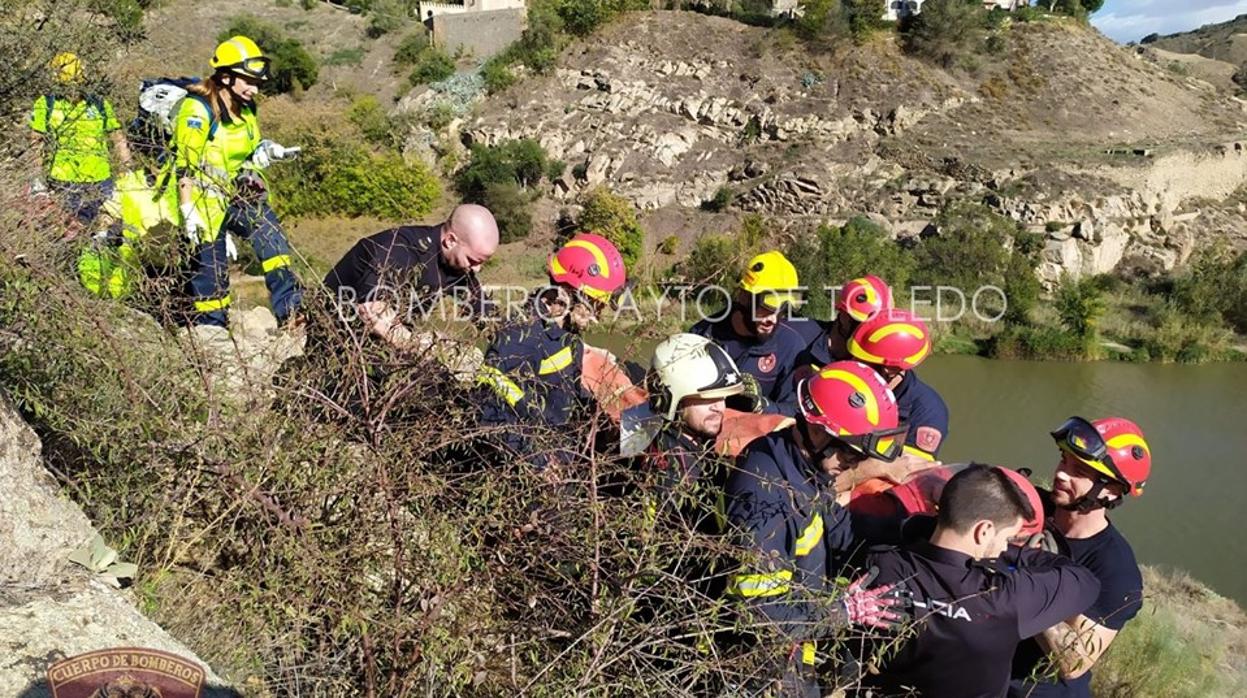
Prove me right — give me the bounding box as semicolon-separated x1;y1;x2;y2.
51;52;83;84
210;36;270;81
739;250;800;310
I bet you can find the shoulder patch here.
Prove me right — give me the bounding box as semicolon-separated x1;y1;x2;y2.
915;426;942;453
186;116;205;130
757;353;777;374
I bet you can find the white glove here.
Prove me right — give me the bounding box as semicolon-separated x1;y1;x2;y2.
180;202;207;245
249;139;301;169
225;233;238;261
30;176;48;196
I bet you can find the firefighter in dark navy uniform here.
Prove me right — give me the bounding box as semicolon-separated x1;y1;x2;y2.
726;360;912;696
690;251;810;416
477;233;636;463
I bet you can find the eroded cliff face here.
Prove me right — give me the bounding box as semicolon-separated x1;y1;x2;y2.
454;11;1247;283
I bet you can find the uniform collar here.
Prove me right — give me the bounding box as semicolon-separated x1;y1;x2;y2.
910;540;978;569
893;369;917;398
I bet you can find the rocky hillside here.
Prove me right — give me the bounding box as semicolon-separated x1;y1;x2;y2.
1146;14;1247;65
466;12;1247;284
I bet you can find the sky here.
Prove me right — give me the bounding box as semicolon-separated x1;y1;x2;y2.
1092;0;1247;43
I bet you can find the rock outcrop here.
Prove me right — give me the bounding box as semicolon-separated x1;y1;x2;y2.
0;390;236;696
462;11;1247;283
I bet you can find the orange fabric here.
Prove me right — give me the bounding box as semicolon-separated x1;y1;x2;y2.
715;409;793;457
581;345;648;422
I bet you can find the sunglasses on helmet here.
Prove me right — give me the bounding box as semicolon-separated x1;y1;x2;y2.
1051;416;1128;484
826;423;910;462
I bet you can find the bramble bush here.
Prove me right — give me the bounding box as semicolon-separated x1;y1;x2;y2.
0;179;902;695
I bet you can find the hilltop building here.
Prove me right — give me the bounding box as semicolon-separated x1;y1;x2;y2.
882;0;1029;22
418;0;525;22
416;0;527;58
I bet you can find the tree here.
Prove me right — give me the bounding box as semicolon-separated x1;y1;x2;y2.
787;216;917;320
1055;274;1106;339
902;0;989;68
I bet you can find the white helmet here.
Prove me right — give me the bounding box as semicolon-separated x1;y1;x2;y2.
650;333;745;420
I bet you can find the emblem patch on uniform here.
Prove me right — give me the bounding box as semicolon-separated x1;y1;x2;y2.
46;648;206;698
186;117;204;130
757;353;777;373
916;426;942;453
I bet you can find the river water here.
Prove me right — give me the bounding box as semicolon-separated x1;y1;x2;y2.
919;356;1247;605
596;333;1247;604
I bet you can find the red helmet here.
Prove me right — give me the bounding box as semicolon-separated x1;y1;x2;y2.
548;232;627;304
836;275;894;323
998;467;1045;538
797;360;907;461
847;309;932;370
1051;416;1151;497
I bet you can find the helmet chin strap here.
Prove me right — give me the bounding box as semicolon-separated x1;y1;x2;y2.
1063;476;1124;513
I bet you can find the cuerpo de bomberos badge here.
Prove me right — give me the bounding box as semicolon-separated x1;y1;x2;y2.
47;648;205;698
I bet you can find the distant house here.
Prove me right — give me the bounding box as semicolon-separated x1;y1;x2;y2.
883;0;1028;22
418;0;525;23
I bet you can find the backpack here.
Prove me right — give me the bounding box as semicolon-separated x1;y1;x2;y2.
127;77;218;162
42;93;109;135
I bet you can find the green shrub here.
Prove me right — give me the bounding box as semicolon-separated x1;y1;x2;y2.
457;138;552;201
219;16;319;95
914;202;1018;292
658;235;679;255
576;187;644;271
481;56;516;93
702;186;734;212
270;136;440;219
796;0;885;44
684;233;743;288
788;215;916;320
394;30;431;66
1055;274;1105;339
409;47;455;86
324;46;366;67
509;0;566;73
986;325;1085;360
1002;251;1041;325
347;95;393;147
367;0;407;37
481;181;535;242
1171;246;1247;331
423;102;456;131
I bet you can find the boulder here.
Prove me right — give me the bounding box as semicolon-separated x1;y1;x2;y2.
0;396;235;696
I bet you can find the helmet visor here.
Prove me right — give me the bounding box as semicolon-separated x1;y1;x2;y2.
830;423;910;462
225;56;271;81
1051;416;1127;484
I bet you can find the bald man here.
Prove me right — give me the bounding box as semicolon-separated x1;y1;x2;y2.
324;204;499;351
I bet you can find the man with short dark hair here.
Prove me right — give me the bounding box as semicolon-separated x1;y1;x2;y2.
1009;417;1152;697
860;464;1101;698
324;204;500;350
